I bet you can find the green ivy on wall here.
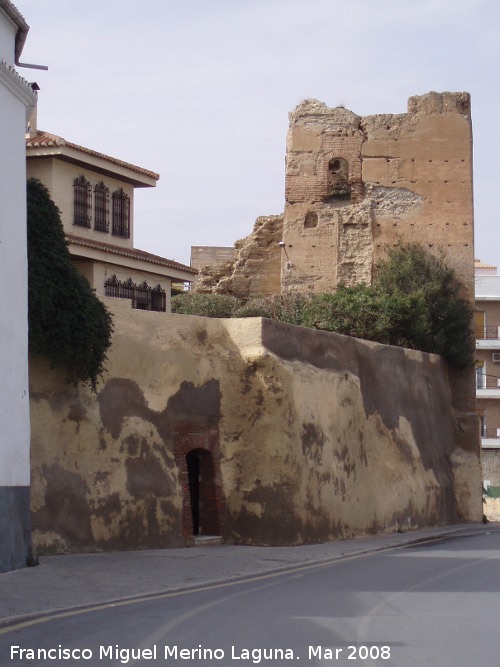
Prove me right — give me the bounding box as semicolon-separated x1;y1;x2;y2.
27;178;113;391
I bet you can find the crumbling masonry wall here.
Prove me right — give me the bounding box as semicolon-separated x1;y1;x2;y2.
29;302;481;554
282;91;474;293
195;92;474;299
195;215;283;300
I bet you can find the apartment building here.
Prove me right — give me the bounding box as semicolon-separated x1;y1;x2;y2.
475;259;500;492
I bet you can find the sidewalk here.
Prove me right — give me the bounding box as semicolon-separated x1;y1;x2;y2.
0;523;493;629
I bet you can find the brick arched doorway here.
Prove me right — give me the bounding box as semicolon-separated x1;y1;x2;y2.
174;425;224;545
186;448;220;536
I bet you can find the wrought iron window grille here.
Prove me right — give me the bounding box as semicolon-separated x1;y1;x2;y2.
73;175;92;227
104;275;166;312
112;188;130;238
94;182;110;232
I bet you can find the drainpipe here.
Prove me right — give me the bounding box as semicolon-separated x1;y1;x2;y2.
16;61;48;71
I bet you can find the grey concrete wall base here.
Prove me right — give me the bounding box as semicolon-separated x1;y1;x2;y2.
0;486;32;573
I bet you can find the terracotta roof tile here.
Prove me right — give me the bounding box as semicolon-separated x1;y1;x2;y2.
67;234;197;275
475;259;497;269
26;131;159;181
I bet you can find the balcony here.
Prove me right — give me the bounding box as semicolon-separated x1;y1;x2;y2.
476;374;500;398
481;429;500;449
476;326;500;349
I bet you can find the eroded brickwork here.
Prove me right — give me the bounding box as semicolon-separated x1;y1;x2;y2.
282;91;474;294
196;91;474;299
195;214;283;299
173;424;224;544
285;102;364;205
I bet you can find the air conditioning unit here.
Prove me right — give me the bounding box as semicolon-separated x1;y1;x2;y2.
493;353;500;363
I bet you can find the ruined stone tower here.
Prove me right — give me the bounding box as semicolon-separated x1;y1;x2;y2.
281;91;474;294
193;91;474;299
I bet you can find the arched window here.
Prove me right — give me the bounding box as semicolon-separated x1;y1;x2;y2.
327;157;350;199
94;182;109;232
304;211;318;229
112;188;130;238
73;175;92;227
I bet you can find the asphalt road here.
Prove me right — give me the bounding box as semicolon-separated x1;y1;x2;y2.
1;530;498;666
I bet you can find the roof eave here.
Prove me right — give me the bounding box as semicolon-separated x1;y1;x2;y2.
26;144;158;188
66;235;197;278
0;0;29;62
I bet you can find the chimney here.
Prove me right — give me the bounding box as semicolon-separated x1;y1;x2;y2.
26;83;40;138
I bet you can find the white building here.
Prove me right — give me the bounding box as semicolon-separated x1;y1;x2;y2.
0;0;37;571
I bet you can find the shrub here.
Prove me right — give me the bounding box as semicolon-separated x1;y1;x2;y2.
302;284;427;348
27;178;113;391
236;293;310;326
171;292;240;318
374;243;474;368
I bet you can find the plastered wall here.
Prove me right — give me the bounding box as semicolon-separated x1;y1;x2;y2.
29;304;482;554
0;23;36;571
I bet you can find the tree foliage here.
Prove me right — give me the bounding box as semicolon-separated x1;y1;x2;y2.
27;178;113;391
301;244;474;367
373;243;474;368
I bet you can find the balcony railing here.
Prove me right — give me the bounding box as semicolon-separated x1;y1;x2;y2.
476;326;500;340
481;429;500;439
476;374;500;390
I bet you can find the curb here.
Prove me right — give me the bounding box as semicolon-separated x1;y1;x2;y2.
0;524;492;632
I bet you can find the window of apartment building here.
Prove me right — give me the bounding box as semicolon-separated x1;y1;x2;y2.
94;182;110;232
476;360;485;389
73;175;92;227
477;408;486;437
112;188;130;238
475;311;485;339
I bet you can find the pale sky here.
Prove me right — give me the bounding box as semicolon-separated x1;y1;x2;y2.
17;0;500;268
